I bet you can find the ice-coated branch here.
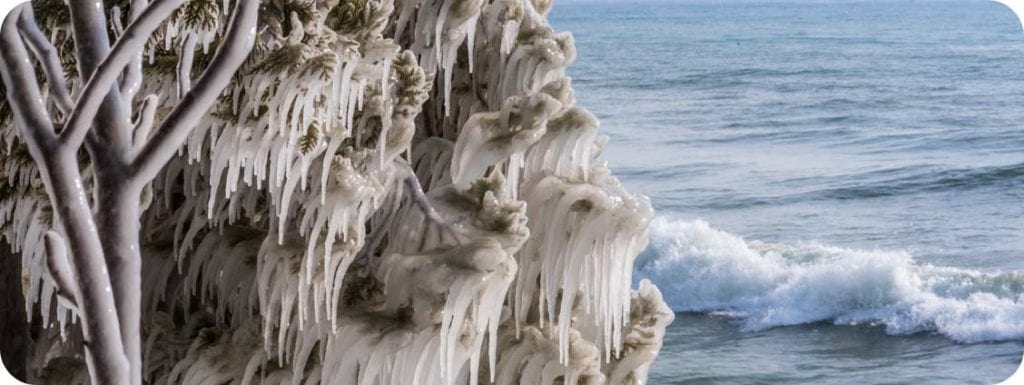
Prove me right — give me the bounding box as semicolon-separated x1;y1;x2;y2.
1;0;675;382
60;0;186;152
132;94;159;151
62;4;197;385
1;8;130;384
44;231;79;308
15;8;73;116
131;0;259;182
111;6;125;38
0;5;57;149
403;176;447;229
66;0;135;154
120;0;150;101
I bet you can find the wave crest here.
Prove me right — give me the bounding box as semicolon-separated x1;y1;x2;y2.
637;218;1024;343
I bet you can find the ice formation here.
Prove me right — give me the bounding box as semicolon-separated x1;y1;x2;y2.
0;0;673;384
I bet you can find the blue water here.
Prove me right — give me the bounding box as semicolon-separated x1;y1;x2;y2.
550;1;1024;383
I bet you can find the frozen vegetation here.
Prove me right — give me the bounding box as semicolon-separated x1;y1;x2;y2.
0;0;673;384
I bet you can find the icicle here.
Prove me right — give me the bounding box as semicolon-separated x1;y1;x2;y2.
467;16;478;73
0;0;675;382
514;174;654;363
379;58;393;169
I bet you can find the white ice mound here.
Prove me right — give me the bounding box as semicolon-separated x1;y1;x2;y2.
639;218;1024;343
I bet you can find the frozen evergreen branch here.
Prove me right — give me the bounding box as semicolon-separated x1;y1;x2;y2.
0;0;673;384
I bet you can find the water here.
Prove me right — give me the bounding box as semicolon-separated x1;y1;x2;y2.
549;0;1024;383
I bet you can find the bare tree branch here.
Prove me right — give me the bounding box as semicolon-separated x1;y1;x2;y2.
66;0;135;155
8;3;264;385
62;5;193;385
95;4;253;385
111;6;125;38
0;5;57;151
44;231;79;308
132;94;159;152
120;0;150;101
131;0;260;181
15;8;73;116
61;0;185;153
404;175;449;227
0;8;130;384
37;156;131;385
403;174;467;245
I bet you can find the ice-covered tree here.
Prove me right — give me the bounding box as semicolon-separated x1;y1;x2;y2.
0;0;674;384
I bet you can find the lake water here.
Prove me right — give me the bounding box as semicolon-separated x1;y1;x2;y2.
549;1;1024;383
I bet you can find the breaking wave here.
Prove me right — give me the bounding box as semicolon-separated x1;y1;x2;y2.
636;217;1024;343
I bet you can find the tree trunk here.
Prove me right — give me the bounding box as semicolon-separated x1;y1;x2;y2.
94;178;144;385
43;153;130;385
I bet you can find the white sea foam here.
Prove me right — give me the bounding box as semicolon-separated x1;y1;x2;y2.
637;217;1024;343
